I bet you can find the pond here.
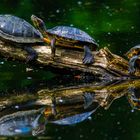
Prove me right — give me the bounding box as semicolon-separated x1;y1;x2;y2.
0;0;140;140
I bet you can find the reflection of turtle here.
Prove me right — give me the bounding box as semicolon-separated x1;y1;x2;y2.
0;15;43;62
125;45;140;74
127;87;140;110
31;15;99;65
0;108;45;136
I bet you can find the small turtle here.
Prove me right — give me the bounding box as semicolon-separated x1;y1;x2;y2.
127;87;140;110
31;15;99;65
125;45;140;74
0;14;43;62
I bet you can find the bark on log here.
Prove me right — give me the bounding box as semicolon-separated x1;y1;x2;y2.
0;40;137;80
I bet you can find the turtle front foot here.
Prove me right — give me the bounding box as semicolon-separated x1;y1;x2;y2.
83;45;94;65
51;54;55;60
26;54;38;63
83;53;94;65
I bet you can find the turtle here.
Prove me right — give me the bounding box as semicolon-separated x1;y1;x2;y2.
127;87;140;110
125;45;140;74
0;108;46;136
31;15;99;65
0;14;44;62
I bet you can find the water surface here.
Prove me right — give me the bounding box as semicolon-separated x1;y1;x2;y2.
0;0;140;139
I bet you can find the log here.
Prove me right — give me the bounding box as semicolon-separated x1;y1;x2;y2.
0;40;137;80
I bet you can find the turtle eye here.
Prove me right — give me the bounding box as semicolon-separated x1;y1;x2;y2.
38;21;44;27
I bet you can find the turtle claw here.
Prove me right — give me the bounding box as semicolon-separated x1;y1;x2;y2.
26;55;37;63
83;45;94;65
83;54;94;65
24;46;38;63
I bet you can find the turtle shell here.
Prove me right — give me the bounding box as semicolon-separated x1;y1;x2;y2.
47;26;98;47
125;45;140;59
0;15;43;43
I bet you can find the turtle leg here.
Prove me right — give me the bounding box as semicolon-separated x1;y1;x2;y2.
51;96;57;116
83;45;94;65
51;38;56;59
83;92;94;109
128;55;139;74
24;46;38;62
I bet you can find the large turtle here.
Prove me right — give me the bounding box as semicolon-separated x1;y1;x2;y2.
125;45;140;74
0;14;43;62
31;15;99;65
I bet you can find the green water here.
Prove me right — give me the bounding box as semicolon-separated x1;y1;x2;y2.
0;0;140;139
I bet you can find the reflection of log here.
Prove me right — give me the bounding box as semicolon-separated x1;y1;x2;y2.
1;80;140;115
37;80;133;110
1;80;140;136
0;40;133;79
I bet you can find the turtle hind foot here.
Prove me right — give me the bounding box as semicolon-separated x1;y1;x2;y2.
24;46;38;63
26;54;38;63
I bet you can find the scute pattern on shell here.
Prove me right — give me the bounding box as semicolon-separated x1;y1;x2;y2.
0;15;42;43
48;26;97;44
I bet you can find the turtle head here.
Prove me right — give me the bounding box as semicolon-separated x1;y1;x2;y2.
31;15;47;34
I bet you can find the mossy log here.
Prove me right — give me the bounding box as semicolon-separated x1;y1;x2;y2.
0;40;137;80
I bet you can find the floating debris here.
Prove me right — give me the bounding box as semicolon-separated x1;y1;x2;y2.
26;67;33;72
77;1;82;5
56;9;60;13
0;61;4;64
27;77;32;80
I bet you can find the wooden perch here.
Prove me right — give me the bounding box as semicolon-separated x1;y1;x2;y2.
0;40;136;80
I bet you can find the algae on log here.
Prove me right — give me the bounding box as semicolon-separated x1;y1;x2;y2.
0;40;134;80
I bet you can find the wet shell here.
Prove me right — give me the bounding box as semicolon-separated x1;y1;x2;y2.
0;15;43;43
48;26;98;48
